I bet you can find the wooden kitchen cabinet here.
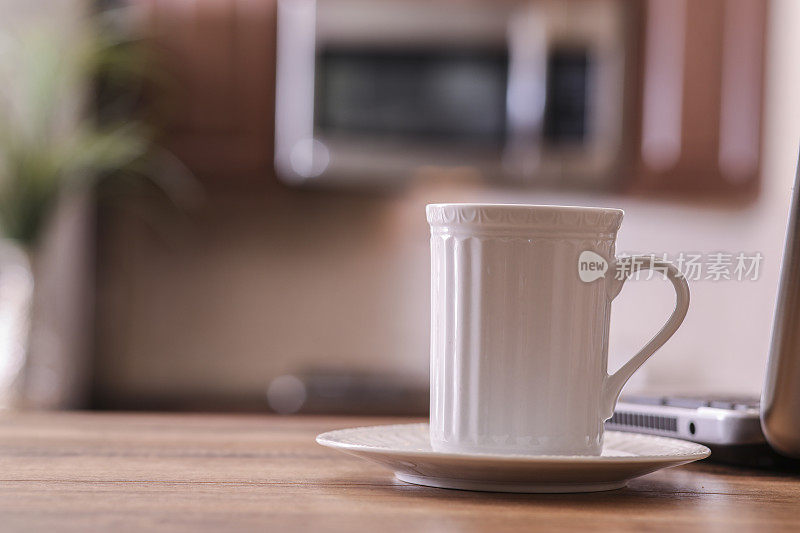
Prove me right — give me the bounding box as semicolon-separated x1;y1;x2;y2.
140;0;768;199
629;0;767;198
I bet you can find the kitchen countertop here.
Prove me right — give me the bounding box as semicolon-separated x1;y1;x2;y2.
0;412;798;532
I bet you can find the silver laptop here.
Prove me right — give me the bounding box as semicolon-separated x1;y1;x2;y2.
607;151;800;466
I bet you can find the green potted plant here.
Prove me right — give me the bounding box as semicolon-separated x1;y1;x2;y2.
0;9;199;408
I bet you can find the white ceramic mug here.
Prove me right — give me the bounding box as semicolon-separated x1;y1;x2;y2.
427;204;690;456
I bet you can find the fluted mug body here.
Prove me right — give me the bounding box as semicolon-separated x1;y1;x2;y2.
427;204;690;456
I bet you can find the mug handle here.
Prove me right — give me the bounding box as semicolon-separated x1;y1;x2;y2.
599;255;691;421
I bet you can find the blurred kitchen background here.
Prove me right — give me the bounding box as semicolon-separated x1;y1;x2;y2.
0;0;798;413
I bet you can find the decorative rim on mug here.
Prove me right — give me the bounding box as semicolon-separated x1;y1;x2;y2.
426;204;624;236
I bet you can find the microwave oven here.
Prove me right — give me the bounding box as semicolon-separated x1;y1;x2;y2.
275;0;629;188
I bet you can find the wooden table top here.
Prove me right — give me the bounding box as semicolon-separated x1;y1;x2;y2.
0;412;798;532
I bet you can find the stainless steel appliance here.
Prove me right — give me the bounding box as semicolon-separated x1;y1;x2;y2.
275;0;628;188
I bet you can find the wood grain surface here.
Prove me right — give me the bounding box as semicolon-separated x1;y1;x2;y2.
0;412;798;532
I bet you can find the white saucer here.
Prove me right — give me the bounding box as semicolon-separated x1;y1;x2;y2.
316;423;710;493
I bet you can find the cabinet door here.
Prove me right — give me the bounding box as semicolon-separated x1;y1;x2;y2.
632;0;767;199
144;0;278;185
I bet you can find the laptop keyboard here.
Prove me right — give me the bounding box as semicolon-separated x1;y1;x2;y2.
621;394;760;411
